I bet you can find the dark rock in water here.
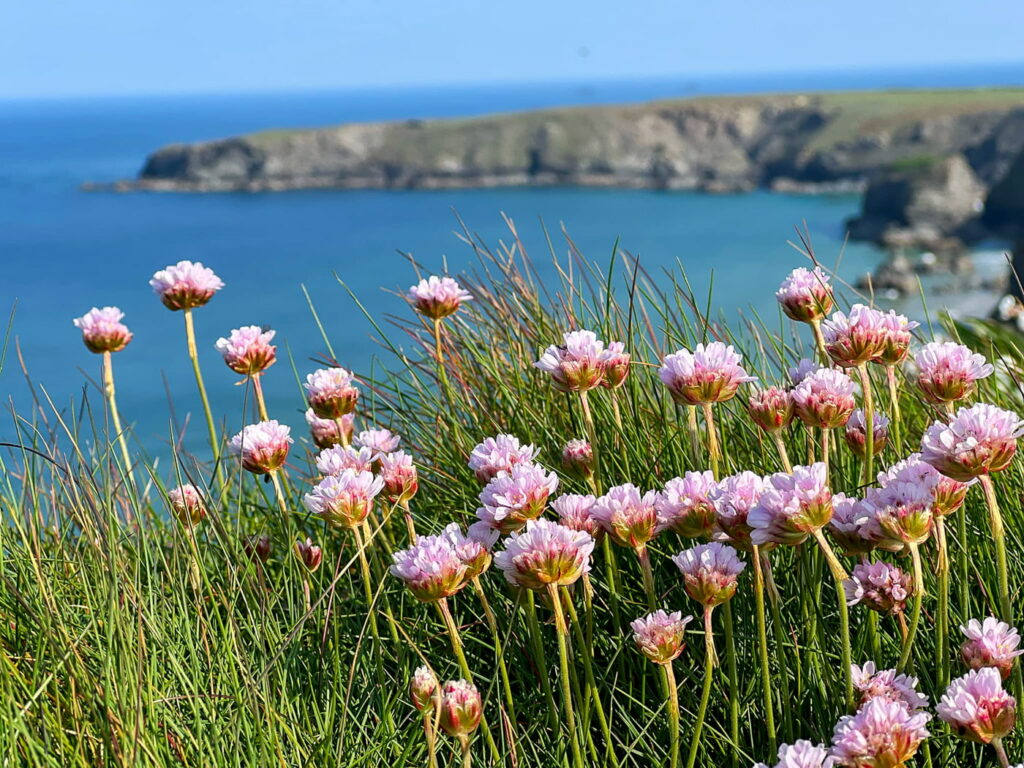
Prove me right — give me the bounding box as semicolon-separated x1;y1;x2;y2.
857;254;919;296
984;148;1024;238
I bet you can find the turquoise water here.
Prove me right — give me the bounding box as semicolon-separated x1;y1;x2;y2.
3;70;1017;455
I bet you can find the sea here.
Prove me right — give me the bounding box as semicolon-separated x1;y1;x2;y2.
2;63;1022;459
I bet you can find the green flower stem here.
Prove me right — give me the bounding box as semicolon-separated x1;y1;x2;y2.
980;475;1013;627
523;590;560;733
702;403;720;481
664;662;680;768
548;585;584;768
352;525;395;738
812;529;852;709
772;432;793;473
762;556;793;742
856;363;875;486
992;737;1012;768
101;351;134;484
867;608;881;661
637;544;657;611
433;318;454;404
958;505;969;620
935;516;950;689
886;365;903;455
252;372;270;422
269;471;290;521
580;390;600;481
897;542;925;674
459;733;472;768
752;546;777;756
686;606;717;768
722;601;739;768
601;536;624;647
820;427;831;483
472;576;517;730
686;405;701;459
810;319;829;366
423;706;439;768
183;308;220;466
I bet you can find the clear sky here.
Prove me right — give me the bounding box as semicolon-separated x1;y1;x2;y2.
3;0;1024;99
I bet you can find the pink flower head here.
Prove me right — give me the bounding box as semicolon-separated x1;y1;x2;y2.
73;307;133;354
712;471;768;551
937;668;1017;744
243;533;271;563
302;469;384;528
561;439;595;478
228;420;292;474
315;445;375;475
631;609;693;665
475;463;559;535
379;450;418;504
921;403;1024;481
822;304;888;368
535;330;607;392
656;471;720;539
844;409;889;459
879;453;973;518
601;341;632;389
776;267;834;324
551;493;603;541
149;260;224;310
850;661;929;711
438;680;482;737
658;342;756;406
789;358;820;386
304;367;359;419
493;518;594;590
294;537;323;572
747;386;795;433
410;666;439;712
215;326;276;375
828;493;877;557
860;479;934;549
843;561;912;616
444;522;498;582
829;697;930;767
754;740;835;768
673;542;745;607
792;368;857;429
168;483;206;525
749;463;832;547
305;408;354;449
354;428;401;457
407;276;472;320
592;483;661;549
915;341;993;404
874;311;918;365
961;617;1024;680
468;434;539;483
390;531;468;601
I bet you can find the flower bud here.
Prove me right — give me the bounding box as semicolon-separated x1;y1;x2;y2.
294;538;323;572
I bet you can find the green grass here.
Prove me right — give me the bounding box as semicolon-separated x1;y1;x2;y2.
2;219;1024;766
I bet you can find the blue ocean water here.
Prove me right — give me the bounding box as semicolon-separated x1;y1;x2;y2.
1;66;1021;456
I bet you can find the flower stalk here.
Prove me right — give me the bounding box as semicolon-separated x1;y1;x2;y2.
686;607;717;768
548;584;584;768
102;351;134;482
183;308;219;464
897;541;925;673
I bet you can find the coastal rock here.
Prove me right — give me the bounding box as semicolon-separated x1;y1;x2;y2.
983;145;1024;237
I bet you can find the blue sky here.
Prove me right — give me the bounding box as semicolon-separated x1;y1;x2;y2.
2;0;1023;99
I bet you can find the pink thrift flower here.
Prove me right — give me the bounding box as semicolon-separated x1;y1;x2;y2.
821;304;888;368
592;483;661;549
712;471;768;551
561;439;595;478
535;330;607;392
874;310;918;365
354;428;401;457
304;367;359;419
73;307;133;354
843;561;913;616
444;523;497;582
390;531;469;601
168;483;206;525
850;661;929;710
493;518;594;590
474;463;559;535
844;409;889;459
410;666;439;711
302;469;384;528
828;493;877;557
789;358;820;386
438;680;482;737
748;463;832;547
672;542;745;607
407;276;472;320
659;342;756;406
937;668;1017;744
961;617;1024;680
776;266;834;324
379;450;418;504
792;368;857;429
229;420;291;474
861;479;934;549
149;260;224;310
656;471;720;539
754;740;835;768
601;341;631;389
879;453;973;518
551;493;603;541
215;326;276;375
747;386;795;433
243;534;271;563
829;697;930;766
468;434;539;483
915;341;993;404
631;609;693;665
315;445;375;475
294;538;323;572
305;408;354;449
921;403;1024;481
